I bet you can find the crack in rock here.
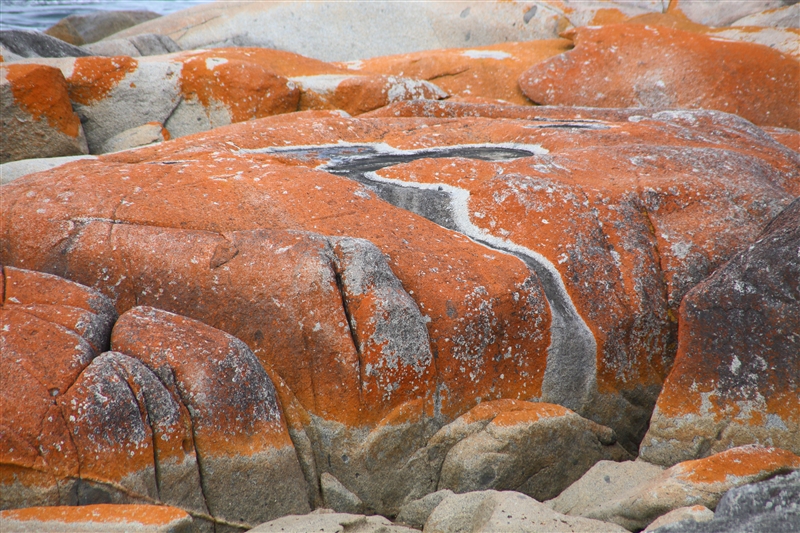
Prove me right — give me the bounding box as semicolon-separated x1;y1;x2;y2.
254;143;599;412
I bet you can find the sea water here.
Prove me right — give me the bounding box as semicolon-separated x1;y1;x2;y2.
0;0;211;31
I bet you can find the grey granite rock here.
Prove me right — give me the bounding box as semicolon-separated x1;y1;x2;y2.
396;490;453;529
0;29;89;58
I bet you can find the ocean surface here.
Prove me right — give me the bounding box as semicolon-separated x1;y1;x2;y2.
0;0;212;31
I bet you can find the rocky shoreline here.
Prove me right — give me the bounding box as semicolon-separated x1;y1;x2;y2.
1;1;798;532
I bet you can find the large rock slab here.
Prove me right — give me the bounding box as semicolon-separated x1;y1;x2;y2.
731;4;800;29
0;30;89;59
105;1;577;61
424;490;628;533
82;34;181;58
547;459;666;516
0;155;96;185
2;106;797;513
433;400;630;500
574;445;800;531
1;64;88;163
640;198;800;466
249;509;419;532
0;504;193;532
668;0;788;27
338;39;572;105
519;24;800;129
650;469;800;533
45;11;162;46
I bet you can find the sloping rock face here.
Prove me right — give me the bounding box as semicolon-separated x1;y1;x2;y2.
0;504;193;532
424;490;629;533
103;1;577;61
0;64;88;163
433;400;630;500
566;445;800;531
547;459;666;516
0;30;89;59
640;198;800;466
518;24;800;129
651;470;800;533
1;106;797;515
45;11;162;46
338;39;572;105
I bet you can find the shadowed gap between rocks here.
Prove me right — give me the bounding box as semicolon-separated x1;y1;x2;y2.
248;144;599;415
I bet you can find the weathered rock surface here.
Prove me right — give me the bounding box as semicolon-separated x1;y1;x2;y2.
45;11;162;46
669;0;789;27
0;269;307;529
339;39;572;105
2;106;797;515
0;267;116;509
110;306;311;527
396;490;453;529
291;74;446;115
547;459;666;516
650;469;800;533
82;34;181;58
640;198;800;466
1;63;88;163
0;30;89;59
98;122;170;154
572;445;800;531
731;4;800;29
519;24;800;129
0;504;193;532
0;155;96;185
645;505;714;532
424;490;629;533
249;509;419;533
434;400;630;500
104;1;578;61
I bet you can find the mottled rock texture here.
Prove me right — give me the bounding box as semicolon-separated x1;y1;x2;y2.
1;106;797;516
650;469;800;533
519;24;800;129
641;198;800;466
575;445;800;531
0;504;193;533
45;11;162;46
424;490;628;533
1;64;88;163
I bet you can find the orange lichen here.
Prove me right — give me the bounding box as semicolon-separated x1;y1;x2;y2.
67;56;138;105
676;446;800;484
4;64;81;137
590;8;629;25
491;403;571;426
0;504;189;525
178;55;298;123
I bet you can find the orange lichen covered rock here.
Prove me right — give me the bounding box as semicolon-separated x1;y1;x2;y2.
338;39;572;105
0;267;115;509
519;24;800;129
581;445;800;531
0;64;88;163
2;106;797;513
0;504;193;532
166;51;299;137
640;198;800;466
110;306;310;526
